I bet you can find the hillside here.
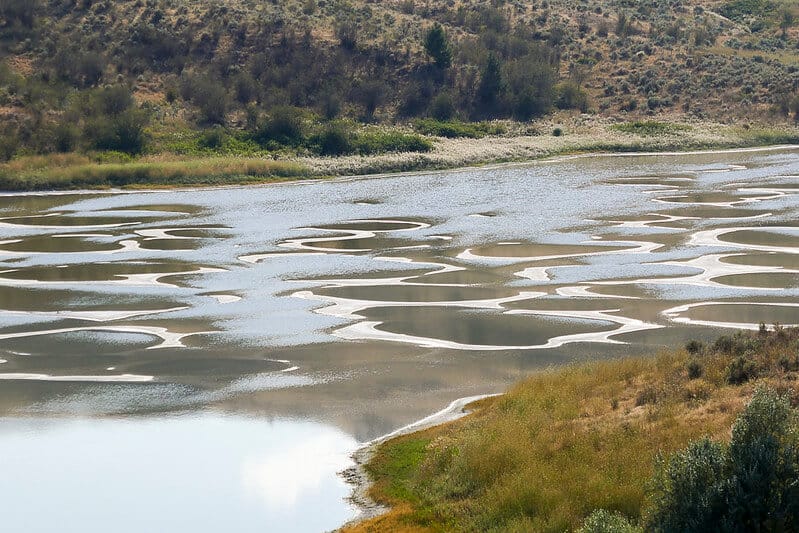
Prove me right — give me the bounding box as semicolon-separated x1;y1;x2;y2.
0;0;798;162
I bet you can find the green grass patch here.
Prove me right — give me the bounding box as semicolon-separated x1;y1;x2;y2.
413;118;506;139
353;131;432;155
610;121;691;136
0;154;309;190
366;437;432;504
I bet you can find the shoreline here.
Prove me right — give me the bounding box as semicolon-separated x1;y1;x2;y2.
339;393;501;529
338;328;799;532
2;139;798;196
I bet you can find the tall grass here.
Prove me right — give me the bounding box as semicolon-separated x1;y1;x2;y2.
349;328;799;532
0;154;309;190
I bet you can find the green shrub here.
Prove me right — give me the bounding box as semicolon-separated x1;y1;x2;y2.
685;340;704;355
353;131;431;155
253;106;306;147
579;509;642;533
645;388;799;532
413;118;503;139
429;93;456;121
553;127;563;136
687;360;703;380
85;108;149;154
313;122;354;156
199;127;226;150
611;121;690;136
726;355;758;384
555;81;589;112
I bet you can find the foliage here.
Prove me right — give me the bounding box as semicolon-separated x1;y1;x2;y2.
579;509;643;533
413;118;505;138
646;387;799;532
424;23;452;69
611;121;690;136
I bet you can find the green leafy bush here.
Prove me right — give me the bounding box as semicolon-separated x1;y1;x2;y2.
353;131;432;155
579;509;642;533
413;118;504;138
726;354;758;384
645;388;799;532
611;121;690;136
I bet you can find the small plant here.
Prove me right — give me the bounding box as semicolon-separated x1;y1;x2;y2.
611;121;689;136
685;340;704;355
687;360;703;380
552;127;563;137
778;355;799;372
579;509;642;533
635;386;658;406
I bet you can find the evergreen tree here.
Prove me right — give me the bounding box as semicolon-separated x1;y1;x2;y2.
424;23;452;69
476;53;505;115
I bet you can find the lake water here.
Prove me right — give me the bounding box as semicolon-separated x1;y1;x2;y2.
1;147;798;531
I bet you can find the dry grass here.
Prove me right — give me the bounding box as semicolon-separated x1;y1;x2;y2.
345;328;799;532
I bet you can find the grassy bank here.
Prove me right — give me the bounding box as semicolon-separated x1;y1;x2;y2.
0;153;310;190
345;327;799;532
2;118;798;191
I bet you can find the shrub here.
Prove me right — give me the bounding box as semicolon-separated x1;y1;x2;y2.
552;127;563;136
687;360;703;380
253;107;306;147
413;118;504;139
85;108;149;154
555;81;589;112
578;509;642;533
429;93;455;121
611;121;689;136
635;386;658;406
353;131;431;155
645;388;799;532
198;127;226;150
726;355;758;384
313;122;354;156
685;340;704;355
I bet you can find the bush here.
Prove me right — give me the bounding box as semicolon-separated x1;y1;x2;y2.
413;118;504;139
635;386;658;406
198;127;226;150
313;122;353;156
645;388;799;532
85;108;149;154
687;360;703;380
726;355;758;384
429;93;455;121
579;509;642;533
611;121;690;136
553;127;563;136
253;107;306;147
555;81;589;112
685;340;704;355
353;131;431;155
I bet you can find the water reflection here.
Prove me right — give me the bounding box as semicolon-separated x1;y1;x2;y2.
0;415;359;533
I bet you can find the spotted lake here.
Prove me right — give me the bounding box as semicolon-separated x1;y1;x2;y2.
1;147;799;532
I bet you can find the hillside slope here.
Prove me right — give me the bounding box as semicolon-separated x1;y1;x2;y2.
0;0;798;160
